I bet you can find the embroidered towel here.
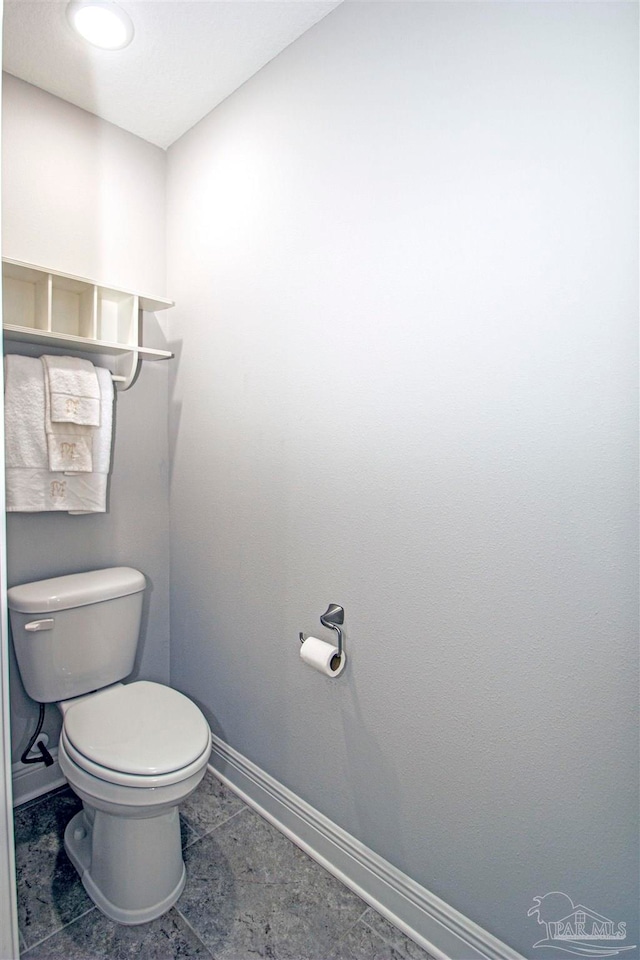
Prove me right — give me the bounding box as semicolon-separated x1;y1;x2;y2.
41;355;100;425
68;366;114;514
42;357;95;472
5;355;114;513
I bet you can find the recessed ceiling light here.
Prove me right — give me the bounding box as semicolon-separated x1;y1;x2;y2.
66;1;134;50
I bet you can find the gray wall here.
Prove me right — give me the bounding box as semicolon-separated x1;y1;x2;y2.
2;76;171;762
166;3;638;955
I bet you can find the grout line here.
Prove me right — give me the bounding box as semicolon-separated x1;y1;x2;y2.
328;904;376;951
360;911;436;960
173;906;218;959
20;906;98;956
181;820;201;850
356;905;374;925
184;802;249;845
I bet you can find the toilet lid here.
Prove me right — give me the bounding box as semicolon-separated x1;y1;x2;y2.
63;681;211;776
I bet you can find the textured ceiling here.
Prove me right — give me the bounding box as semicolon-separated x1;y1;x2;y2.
2;0;342;149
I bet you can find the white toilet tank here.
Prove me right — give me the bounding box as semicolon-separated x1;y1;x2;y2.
8;567;146;703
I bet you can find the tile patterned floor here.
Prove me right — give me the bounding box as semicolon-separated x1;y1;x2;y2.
14;771;436;960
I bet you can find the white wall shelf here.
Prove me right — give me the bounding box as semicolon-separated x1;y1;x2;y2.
2;259;174;389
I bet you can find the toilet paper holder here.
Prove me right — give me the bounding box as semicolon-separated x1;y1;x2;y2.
299;603;345;660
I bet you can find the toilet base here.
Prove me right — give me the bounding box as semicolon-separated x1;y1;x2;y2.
64;805;186;925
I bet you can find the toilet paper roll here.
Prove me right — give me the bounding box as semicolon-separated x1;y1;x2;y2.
300;635;346;677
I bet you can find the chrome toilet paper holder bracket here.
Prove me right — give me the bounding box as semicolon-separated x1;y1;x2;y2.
299;603;345;659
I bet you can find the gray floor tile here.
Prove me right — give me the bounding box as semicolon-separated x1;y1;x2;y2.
15;786;70;815
361;911;437;960
179;771;245;840
15;780;434;960
21;905;215;959
180;815;200;850
326;920;412;960
13;787;79;844
14;787;94;950
177;807;369;959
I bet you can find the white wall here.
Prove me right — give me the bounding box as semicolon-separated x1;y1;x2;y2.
2;74;165;293
167;3;638;955
2;75;171;764
0;46;21;960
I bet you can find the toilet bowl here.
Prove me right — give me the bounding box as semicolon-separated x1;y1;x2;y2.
56;681;211;924
7;567;212;925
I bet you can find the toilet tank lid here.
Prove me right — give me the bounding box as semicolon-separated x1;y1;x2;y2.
7;567;146;613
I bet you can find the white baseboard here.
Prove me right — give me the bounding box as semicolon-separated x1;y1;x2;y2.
11;749;66;807
208;736;525;960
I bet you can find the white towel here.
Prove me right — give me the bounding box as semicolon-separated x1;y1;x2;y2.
4;355;48;469
41;355;100;426
43;396;94;472
5;355;114;514
68;366;114;515
42;356;97;472
44;429;94;473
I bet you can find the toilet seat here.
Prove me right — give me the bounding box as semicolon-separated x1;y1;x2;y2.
62;680;211;787
61;729;211;788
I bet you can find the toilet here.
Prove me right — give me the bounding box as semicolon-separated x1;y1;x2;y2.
7;566;212;925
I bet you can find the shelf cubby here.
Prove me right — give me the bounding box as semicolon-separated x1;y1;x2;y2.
51;275;96;339
2;259;173;389
2;262;50;331
97;288;137;347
